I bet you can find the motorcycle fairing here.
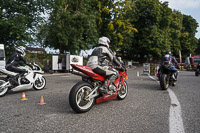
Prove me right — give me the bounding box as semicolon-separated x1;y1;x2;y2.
169;66;177;71
24;71;35;84
71;64;106;81
11;83;33;92
161;65;177;74
114;71;127;91
96;93;117;104
96;71;127;104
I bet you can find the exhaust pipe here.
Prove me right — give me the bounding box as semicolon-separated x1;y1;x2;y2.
71;69;89;78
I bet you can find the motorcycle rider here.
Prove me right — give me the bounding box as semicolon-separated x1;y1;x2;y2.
87;37;122;95
6;46;33;85
160;50;179;80
118;57;124;65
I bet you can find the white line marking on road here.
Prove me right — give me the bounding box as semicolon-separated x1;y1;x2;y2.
168;89;185;133
149;75;185;133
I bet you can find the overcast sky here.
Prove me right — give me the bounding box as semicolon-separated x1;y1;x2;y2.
161;0;200;39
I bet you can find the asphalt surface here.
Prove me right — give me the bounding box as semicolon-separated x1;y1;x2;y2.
0;67;199;133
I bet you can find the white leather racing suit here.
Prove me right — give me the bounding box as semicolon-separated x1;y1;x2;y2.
87;45;121;84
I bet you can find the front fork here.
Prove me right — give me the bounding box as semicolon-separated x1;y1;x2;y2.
34;74;43;84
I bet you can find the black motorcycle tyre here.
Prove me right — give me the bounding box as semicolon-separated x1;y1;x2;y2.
33;76;46;90
117;81;128;100
69;81;95;113
160;74;169;90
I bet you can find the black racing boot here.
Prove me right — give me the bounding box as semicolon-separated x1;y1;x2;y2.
99;80;112;95
99;86;108;95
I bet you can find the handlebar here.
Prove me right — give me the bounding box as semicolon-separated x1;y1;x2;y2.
111;65;126;72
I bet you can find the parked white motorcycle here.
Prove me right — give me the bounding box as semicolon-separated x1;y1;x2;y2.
0;62;46;97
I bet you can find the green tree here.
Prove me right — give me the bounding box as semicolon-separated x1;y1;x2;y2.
180;14;199;57
195;38;200;54
130;0;172;62
95;0;137;52
39;0;98;54
38;0;137;55
0;0;49;56
168;11;183;56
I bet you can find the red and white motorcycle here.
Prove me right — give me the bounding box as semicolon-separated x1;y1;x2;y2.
69;64;128;113
0;62;46;97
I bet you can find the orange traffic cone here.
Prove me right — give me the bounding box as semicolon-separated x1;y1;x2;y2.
140;76;143;80
38;96;46;105
20;92;28;101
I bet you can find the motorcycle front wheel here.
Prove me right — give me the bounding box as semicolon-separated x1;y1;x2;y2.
117;81;128;100
0;78;9;97
69;81;95;113
160;74;169;90
33;76;46;90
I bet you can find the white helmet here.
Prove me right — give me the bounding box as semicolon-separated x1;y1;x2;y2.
16;46;26;56
166;50;171;55
98;37;110;47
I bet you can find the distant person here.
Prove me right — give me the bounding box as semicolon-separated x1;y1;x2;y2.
113;51;116;56
118;57;124;65
158;51;179;80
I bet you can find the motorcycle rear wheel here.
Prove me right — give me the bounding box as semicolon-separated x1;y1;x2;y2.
160;74;169;90
69;81;95;113
117;81;128;100
0;78;9;97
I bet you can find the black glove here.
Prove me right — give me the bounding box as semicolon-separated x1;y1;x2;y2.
120;66;126;72
28;64;34;69
176;66;180;69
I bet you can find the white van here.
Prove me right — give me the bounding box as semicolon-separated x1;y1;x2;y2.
0;44;6;68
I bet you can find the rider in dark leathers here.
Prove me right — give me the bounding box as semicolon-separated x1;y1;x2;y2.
6;46;33;85
87;37;122;94
160;51;179;80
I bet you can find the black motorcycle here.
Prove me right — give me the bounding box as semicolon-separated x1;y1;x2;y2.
158;65;178;90
195;63;200;76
